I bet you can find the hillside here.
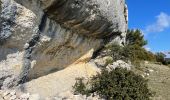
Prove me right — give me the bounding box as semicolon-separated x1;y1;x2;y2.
133;63;170;100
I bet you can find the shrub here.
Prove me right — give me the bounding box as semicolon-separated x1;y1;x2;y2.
105;57;114;66
104;44;128;62
124;45;156;63
73;78;88;95
73;68;153;100
104;44;156;65
155;52;168;65
126;29;147;47
125;29;156;63
95;29;156;66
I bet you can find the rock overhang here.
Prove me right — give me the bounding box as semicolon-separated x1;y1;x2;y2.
0;0;128;88
14;0;128;39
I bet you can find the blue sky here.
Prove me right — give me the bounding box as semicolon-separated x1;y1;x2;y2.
127;0;170;56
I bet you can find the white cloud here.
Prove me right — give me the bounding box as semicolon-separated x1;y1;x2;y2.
144;46;151;51
145;12;170;33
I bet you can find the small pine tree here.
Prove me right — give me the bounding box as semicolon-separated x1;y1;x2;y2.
126;29;147;47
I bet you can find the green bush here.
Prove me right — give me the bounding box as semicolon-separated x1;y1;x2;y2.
125;29;156;63
126;29;147;47
104;44;128;62
155;52;168;65
73;78;88;95
73;68;153;100
102;29;156;64
124;45;156;63
104;44;156;65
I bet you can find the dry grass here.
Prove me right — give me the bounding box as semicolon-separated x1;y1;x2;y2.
134;63;170;100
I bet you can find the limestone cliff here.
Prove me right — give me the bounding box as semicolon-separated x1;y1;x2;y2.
0;0;128;92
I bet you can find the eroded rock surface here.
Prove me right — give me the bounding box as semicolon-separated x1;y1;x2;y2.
0;0;128;98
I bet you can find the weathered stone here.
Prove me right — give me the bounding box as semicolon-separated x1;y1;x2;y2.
17;61;100;98
0;0;128;97
2;91;9;97
106;60;131;70
10;95;17;100
54;91;104;100
94;56;113;67
10;90;16;96
14;0;128;39
29;94;40;100
20;93;29;99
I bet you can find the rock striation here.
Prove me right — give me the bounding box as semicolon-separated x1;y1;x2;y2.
0;0;128;97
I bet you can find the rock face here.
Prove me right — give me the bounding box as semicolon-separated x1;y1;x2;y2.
0;0;128;94
14;0;128;38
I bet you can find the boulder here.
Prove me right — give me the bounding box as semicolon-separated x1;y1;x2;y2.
106;60;131;70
